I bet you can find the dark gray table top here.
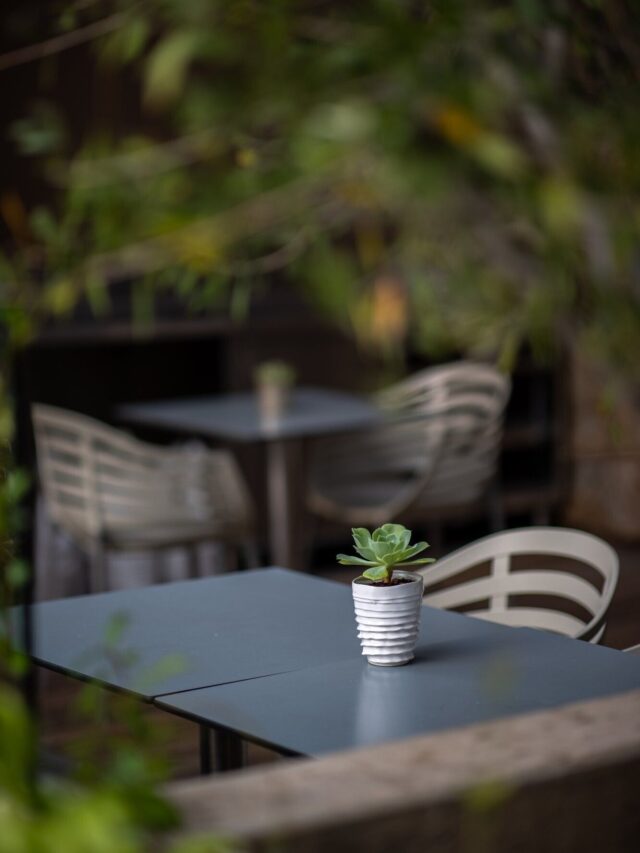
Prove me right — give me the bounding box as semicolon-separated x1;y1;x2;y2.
14;569;360;699
117;387;382;442
156;607;640;757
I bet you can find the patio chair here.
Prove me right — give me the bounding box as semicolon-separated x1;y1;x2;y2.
418;527;619;643
32;403;258;591
307;361;511;530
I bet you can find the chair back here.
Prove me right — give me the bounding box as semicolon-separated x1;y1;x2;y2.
419;527;619;642
378;361;510;509
32;404;253;545
308;361;510;525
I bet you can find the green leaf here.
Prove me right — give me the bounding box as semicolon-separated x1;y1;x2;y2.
369;540;396;561
5;470;30;504
538;177;584;238
10;103;66;156
6;559;30;589
144;31;199;107
353;544;377;561
44;278;78;316
134;654;186;694
336;554;376;566
30;207;58;244
397;541;430;561
378;523;407;539
376;547;413;566
351;527;372;549
0;685;34;799
398;528;412;550
118;18;149;64
361;566;390;582
471;134;528;180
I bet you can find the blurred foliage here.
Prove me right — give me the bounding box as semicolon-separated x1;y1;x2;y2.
0;677;234;853
0;0;638;374
0;348;230;848
0;389;232;849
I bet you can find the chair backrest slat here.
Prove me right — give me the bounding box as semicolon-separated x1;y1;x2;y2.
423;570;603;615
310;361;510;513
379;362;510;509
32;403;254;543
419;527;619;643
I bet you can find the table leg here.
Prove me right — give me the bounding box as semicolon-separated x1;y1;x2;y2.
265;439;302;568
199;725;212;775
199;726;246;773
214;729;246;771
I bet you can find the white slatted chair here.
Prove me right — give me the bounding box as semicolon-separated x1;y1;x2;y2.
307;361;511;527
32;403;258;591
419;527;619;643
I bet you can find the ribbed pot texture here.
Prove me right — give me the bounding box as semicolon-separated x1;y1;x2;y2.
352;570;424;666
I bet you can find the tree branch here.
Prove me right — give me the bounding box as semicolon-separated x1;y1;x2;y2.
0;12;126;72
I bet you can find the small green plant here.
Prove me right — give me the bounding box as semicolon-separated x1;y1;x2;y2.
253;360;296;387
337;524;434;584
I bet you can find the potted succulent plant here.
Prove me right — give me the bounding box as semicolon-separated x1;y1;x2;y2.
253;359;296;423
338;524;434;667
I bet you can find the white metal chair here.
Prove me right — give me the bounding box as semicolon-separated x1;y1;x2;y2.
418;527;619;643
32;403;258;591
307;361;511;528
624;644;640;655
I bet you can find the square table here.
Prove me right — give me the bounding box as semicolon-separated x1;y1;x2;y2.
13;568;360;771
116;387;382;568
157;603;640;761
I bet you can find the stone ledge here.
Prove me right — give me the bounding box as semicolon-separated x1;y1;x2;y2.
167;688;640;852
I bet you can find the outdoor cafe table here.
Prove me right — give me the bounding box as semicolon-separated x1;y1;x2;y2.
117;387;381;569
14;568;640;773
14;569;357;772
158;597;640;762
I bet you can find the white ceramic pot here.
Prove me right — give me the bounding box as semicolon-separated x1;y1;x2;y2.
257;383;290;424
352;570;424;666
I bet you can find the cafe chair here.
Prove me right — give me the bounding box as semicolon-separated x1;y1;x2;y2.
307;361;511;529
624;644;640;655
418;527;619;643
32;403;258;592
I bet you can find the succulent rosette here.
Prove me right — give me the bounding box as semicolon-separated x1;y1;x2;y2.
337;523;434;583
